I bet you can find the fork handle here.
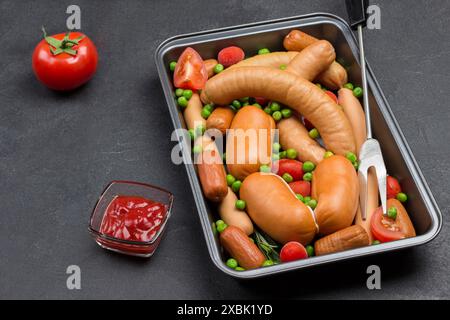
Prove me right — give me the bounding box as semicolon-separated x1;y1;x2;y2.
345;0;370;29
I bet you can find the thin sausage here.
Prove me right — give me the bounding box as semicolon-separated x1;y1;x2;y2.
203;67;356;156
277;116;325;164
206;107;235;135
312;155;359;235
218;187;254;235
184;93;206;131
220;226;265;270
204;58;218;78
229;51;298;69
314;225;370;256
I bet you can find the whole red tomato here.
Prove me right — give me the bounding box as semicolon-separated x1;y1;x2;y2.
32;29;98;91
272;159;304;181
288;180;311;197
280;242;308;262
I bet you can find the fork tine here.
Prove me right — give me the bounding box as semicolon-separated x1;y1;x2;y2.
358;164;369;220
374;160;387;215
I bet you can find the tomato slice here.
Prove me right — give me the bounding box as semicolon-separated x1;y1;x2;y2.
370;206;405;242
173;47;207;90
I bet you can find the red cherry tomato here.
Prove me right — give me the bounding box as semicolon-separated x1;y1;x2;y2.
288;181;311;197
32;31;98;91
272;159;304;181
325;90;338;104
303;117;315;131
280;241;308;262
218;46;245;67
174;47;208;90
255;97;269;106
387;175;402;199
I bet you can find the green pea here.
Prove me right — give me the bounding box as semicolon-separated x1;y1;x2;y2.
344;83;354;90
258;48;270;55
264;107;272;115
235;267;245;271
232;100;241;109
262;260;274;267
270;102;281;112
188;128;196;140
169;61;177;72
253;103;262;109
214;63;224;74
309;128;319;139
231;180;242;193
282;173;293;183
216;220;225;227
353;87;363;98
303;161;315;172
286;148;297;159
177;96;188;108
239;97;250;103
201;108;211;119
303;196;311;204
183;89;193;100
296;194;304;201
307;199;318;209
175;88;184;97
217;222;228;233
272;153;280;161
279;151;287;159
372;240;381;245
195;124;206;136
346;152;357;164
306;245;315;257
203;104;214;112
303;172;313;182
272;111;282;122
226;258;238;269
235;200;246;210
281;108;292;118
324;151;334;159
260;165;271;173
388;207;398;220
279;64;287;70
396;192;408;203
226;174;236;186
272;142;281;152
192;145;202;154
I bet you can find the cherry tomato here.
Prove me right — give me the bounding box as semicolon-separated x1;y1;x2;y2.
370;199;415;243
254;97;269;106
387;175;402;199
280;241;308;262
218;46;245;67
325;90;338;104
288;181;311;197
32;30;98;91
272;159;304;181
174;47;207;90
303;117;315;131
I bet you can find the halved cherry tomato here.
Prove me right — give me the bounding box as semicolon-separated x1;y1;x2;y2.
370;199;416;243
325;90;338;104
174;47;207;90
217;46;245;67
272;159;304;181
288;180;311;197
302;117;315;131
280;241;308;262
254;97;269;106
387;175;402;199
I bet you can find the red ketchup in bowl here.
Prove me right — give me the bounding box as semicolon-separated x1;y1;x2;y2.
100;196;167;243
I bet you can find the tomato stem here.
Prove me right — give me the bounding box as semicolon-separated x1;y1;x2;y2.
41;26;85;56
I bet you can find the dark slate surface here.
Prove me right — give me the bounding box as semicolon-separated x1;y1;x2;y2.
0;0;448;299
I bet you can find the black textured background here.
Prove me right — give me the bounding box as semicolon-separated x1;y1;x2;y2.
0;0;449;299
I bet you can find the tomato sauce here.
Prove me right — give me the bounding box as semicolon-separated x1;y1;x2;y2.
100;195;167;243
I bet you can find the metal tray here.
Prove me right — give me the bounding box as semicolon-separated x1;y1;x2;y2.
155;13;442;279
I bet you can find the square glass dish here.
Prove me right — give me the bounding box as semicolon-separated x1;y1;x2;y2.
155;13;442;278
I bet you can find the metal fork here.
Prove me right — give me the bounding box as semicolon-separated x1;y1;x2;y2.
346;0;387;218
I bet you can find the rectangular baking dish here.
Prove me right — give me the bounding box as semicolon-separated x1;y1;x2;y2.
155;13;442;279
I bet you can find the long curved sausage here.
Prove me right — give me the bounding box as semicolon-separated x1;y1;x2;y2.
283;30;348;89
204;58;218;78
229;51;298;69
240;172;317;245
314;225;370;256
203;66;356;156
312;155;359;235
183;93;206;131
218;187;254;235
277;116;325;164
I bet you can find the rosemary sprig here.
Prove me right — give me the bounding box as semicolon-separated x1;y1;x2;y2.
253;230;280;263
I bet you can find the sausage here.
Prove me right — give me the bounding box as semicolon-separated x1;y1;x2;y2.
286;40;336;81
338;88;379;241
203;67;356;156
206;107;235;135
240;172;318;245
278;116;326;164
312;155;359;235
218;187;254;235
195;136;228;202
314;225;370;256
283;30;348;89
229;51;298;69
204;58;218;78
220;226;265;270
226;105;276;181
183;93;206;131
